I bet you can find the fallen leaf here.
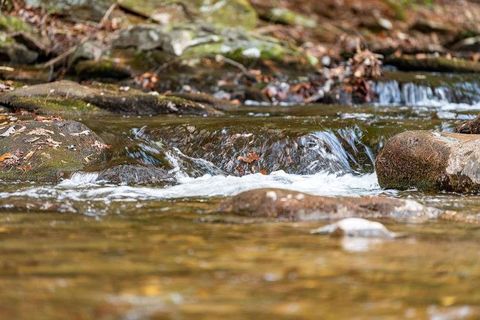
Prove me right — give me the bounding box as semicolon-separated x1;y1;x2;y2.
28;128;54;136
0;126;16;137
0;152;13;162
238;152;260;164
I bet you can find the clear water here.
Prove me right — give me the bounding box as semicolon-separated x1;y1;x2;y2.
1;72;480;319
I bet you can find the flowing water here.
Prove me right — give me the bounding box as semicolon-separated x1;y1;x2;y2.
1;72;480;319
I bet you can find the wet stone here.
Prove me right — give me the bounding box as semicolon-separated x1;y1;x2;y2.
310;218;399;239
376;130;480;192
218;188;440;222
97;165;175;186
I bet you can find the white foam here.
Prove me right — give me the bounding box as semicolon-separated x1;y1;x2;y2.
0;171;380;202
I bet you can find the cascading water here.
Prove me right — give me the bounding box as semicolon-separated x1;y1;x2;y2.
0;124;380;205
373;79;480;110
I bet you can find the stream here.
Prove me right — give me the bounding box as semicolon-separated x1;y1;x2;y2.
1;71;480;319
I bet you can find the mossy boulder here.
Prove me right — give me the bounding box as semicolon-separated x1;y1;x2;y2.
376;131;480;192
0;80;222;116
112;24;302;64
0;119;108;182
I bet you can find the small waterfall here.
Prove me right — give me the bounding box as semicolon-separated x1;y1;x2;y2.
126;125;375;177
373;80;480;108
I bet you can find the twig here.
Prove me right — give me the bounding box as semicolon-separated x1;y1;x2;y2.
98;3;117;29
38;44;79;69
218;56;252;78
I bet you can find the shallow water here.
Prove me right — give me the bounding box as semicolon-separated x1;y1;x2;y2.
2;72;480;319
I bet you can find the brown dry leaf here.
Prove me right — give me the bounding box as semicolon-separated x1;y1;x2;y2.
0;152;12;163
238;152;260;164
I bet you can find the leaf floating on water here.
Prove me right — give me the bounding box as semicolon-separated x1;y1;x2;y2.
310;218;401;239
238;152;260;164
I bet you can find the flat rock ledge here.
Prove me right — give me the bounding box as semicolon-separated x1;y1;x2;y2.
219;188;441;222
376;130;480;192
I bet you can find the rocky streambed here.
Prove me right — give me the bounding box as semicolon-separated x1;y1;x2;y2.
1;70;480;318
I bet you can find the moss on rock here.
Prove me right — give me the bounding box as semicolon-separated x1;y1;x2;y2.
0;80;222;116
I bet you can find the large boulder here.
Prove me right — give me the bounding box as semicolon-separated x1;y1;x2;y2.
376;130;480;192
0;119;108;182
219;188;440;222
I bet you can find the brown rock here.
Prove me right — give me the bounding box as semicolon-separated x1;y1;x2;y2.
219;188;440;222
376;130;480;192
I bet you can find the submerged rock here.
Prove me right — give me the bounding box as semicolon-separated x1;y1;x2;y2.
97;165;175;186
311;218;399;239
0;119;108;182
376;130;480;192
219;189;440;222
0;80;221;116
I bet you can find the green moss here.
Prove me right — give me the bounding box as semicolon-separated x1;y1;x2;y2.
6;96;110;117
265;8;316;28
184;34;300;64
0;14;32;33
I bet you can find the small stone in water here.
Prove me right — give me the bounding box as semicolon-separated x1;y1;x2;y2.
310;218;399;239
